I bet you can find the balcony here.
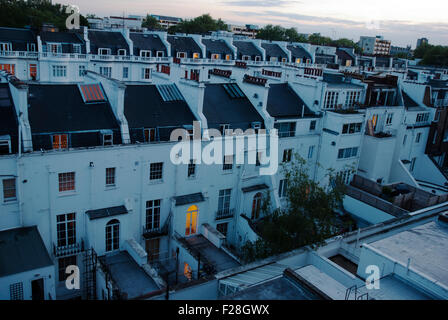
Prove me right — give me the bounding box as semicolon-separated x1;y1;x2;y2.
53;240;85;258
434;99;448;108
216;208;235;220
40;52;88;61
0;50;38;59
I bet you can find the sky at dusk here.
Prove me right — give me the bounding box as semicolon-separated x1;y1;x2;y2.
58;0;447;48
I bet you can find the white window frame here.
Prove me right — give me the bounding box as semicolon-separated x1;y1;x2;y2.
98;48;111;56
0;42;12;52
99;66;112;78
27;43;36;52
72;44;81;54
242;55;250;61
52;65;67;77
140;50;151;58
156;51;165;57
122;67;129;79
48;43;62;54
102;132;113;146
211;53;221;60
142;67;151;80
117;49;126;56
2;178;16;202
106;167;116;187
0;135;11;154
278;179;288;198
78;65;86;77
177;52;187;58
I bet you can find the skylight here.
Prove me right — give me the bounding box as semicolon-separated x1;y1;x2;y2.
78;84;106;104
156;84;184;102
223;83;245;99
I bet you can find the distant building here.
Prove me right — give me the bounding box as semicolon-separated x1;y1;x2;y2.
359;35;391;55
150;14;182;29
229;25;259;39
417;37;429;48
87;16;143;30
390;45;412;57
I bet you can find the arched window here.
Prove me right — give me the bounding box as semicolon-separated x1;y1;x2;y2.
251;193;262;220
106;219;120;252
185;205;198;236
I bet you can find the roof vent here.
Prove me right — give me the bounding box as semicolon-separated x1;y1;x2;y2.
437;212;448;228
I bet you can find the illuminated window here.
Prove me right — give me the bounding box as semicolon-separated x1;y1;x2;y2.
251;193;262;220
144;128;157;142
52;134;68;150
225;54;232;60
211;54;220;60
105;219;120;252
193;52;200;59
79;84;106;103
0;64;15;75
185;205;198;236
184;262;192;280
29;64;37;79
58;172;75;193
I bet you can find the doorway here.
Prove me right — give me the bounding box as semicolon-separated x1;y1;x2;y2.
31;278;44;300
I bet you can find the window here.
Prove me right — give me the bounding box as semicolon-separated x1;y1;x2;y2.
188;159;196;178
274;122;296;138
105;219;120;252
242;55;250;61
58;172;75;193
193;52;200;59
0;42;12;51
211;54;221;60
416;133;422;143
150;162;163;181
342;123;362;134
146;199;161;231
337;170;352;185
156;84;184;102
251;193;262;220
324;91;340;109
310;120;317;131
98;48;111;55
217;223;228;237
142;67;151;80
144;128;157;143
410;157;417;172
223;155;233;171
278;179;288;198
156;51;164;57
220;124;230;135
0;138;11;155
29;64;37;79
0;64;15;75
283;149;292;163
3;178;16;202
48;43;62;54
185;205;198;236
177;52;186;58
403;134;407;146
99;67;112;78
337;147;358;159
78;65;86;77
72;44;81;54
122;67;128;79
58;256;77;282
146;238;160;263
117;49;126;56
184;262;193;280
223;83;245;99
102;133;113;146
416;113;430;123
106;168;116;187
52;65;67;77
225;54;232;60
9;283;23;300
308;145;315;159
345;91;361;108
386;113;393;125
79;84;106;103
27;43;36;52
218;189;232;215
52;134;68;150
56;213;76;247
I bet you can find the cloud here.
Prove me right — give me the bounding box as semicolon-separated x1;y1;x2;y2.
221;0;301;7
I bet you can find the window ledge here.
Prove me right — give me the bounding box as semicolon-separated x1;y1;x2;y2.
58;191;77;198
149;180;164;185
222;170;234;175
2;199;18;205
105;186;118;191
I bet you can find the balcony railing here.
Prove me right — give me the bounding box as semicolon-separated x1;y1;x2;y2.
216;208;235;220
53;240;85;258
434;99;448;108
0;51;38;58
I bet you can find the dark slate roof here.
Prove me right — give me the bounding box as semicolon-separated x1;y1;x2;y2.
202;39;233;56
402;91;420;108
0;27;36;43
203;83;264;129
233;41;262;57
40;31;84;44
175;192;205;206
267;83;314;119
242;184;269;193
130;33;167;55
124;85;197;129
287;45;312;61
336;49;354;61
28;84;120;133
86;205;128;220
0;84;18;139
261;43;287;59
167;36;202;57
88;30;129;55
0;226;53;277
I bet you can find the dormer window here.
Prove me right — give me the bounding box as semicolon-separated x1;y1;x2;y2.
225;54;232;61
177;52;186;58
270;57;278;62
220;124;230;135
140;50;151;58
211;54;220;60
0;42;12;52
156;51;164;57
72;44;81;54
281;58;287;63
242;55;250;61
296;58;301;63
193;52;200;59
102;131;113;146
144;128;157;142
0;135;11;155
255;56;261;62
117;49;126;56
27;43;36;52
48;43;62;54
52;134;68;150
98;48;111;55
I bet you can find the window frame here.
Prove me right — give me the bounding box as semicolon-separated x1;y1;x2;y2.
149;162;164;181
105;167;116;187
2;178;16;202
58;172;75;193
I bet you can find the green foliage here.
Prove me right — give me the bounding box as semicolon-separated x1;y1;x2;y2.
168;14;227;34
0;0;88;30
142;15;161;30
240;156;349;263
414;44;448;67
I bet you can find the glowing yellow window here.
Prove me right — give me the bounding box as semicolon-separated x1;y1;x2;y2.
225;54;231;61
184;263;192;280
296;58;301;64
372;115;378;130
193;52;200;59
52;134;68;150
185;205;198;236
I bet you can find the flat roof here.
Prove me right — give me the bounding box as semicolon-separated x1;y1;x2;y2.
369;220;448;288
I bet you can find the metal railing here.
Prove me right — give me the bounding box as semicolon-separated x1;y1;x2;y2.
53;239;85;258
216;208;235;220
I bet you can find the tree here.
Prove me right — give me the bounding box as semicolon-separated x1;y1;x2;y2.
142;15;161;30
414;43;448;67
240;155;350;263
169;14;227;34
256;25;285;41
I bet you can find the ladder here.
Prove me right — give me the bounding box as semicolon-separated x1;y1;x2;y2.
83;248;98;300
